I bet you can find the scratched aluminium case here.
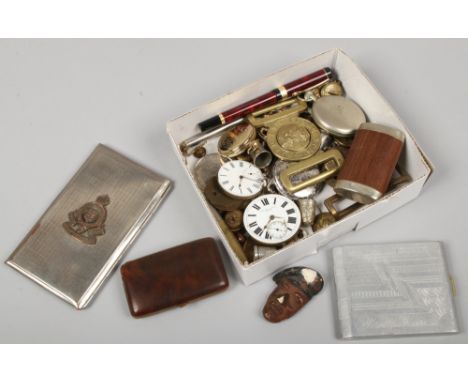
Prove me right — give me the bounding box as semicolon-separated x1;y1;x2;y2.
5;144;171;309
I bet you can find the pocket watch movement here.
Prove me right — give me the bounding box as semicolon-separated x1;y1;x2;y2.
217;160;264;199
243;194;301;245
204;177;245;211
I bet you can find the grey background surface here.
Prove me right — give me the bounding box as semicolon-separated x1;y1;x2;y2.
0;39;466;343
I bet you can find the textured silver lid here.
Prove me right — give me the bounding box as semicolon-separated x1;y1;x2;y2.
311;95;366;137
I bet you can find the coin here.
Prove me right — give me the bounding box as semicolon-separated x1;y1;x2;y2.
224;210;243;231
277;124;311;151
203;177;245;212
193;146;206;158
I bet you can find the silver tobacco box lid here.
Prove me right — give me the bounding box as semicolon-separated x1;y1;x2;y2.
5;144;171;309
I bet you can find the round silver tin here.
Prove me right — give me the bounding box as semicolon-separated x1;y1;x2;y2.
311;96;366;137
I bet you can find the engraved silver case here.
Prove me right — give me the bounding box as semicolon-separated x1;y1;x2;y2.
333;242;458;339
5;144;171;309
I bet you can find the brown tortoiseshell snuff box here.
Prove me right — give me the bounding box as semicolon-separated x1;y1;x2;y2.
120;238;229;317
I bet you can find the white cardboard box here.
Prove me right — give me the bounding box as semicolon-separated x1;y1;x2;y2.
166;49;433;285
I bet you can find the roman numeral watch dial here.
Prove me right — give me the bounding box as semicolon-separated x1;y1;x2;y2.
217;160;264;199
243;194;301;245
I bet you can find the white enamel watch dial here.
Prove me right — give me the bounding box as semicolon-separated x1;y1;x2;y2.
217;160;264;199
243;194;301;245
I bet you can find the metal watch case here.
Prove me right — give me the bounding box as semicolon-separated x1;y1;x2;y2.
311;95;366;137
218;123;256;158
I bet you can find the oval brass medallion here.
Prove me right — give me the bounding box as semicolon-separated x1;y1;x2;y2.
266;117;320;161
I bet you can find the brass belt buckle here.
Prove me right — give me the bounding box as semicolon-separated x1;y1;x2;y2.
279;149;344;193
247;98;307;127
324;193;362;220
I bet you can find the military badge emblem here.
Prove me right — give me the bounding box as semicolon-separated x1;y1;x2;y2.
63;194;110;245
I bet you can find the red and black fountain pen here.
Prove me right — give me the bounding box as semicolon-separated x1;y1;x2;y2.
198;67;334;131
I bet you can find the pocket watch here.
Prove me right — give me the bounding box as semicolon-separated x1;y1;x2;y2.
243;194;301;245
217;160;264;199
218;124;272;169
194;153;222;191
218;123;256;158
311;95;366;138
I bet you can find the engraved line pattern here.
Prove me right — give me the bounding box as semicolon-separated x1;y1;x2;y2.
333;243;458;339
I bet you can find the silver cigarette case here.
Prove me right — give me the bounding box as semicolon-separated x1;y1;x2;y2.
5;144;171;309
333;242;458;339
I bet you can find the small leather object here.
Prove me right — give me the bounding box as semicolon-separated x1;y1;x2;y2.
120;238;229;317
